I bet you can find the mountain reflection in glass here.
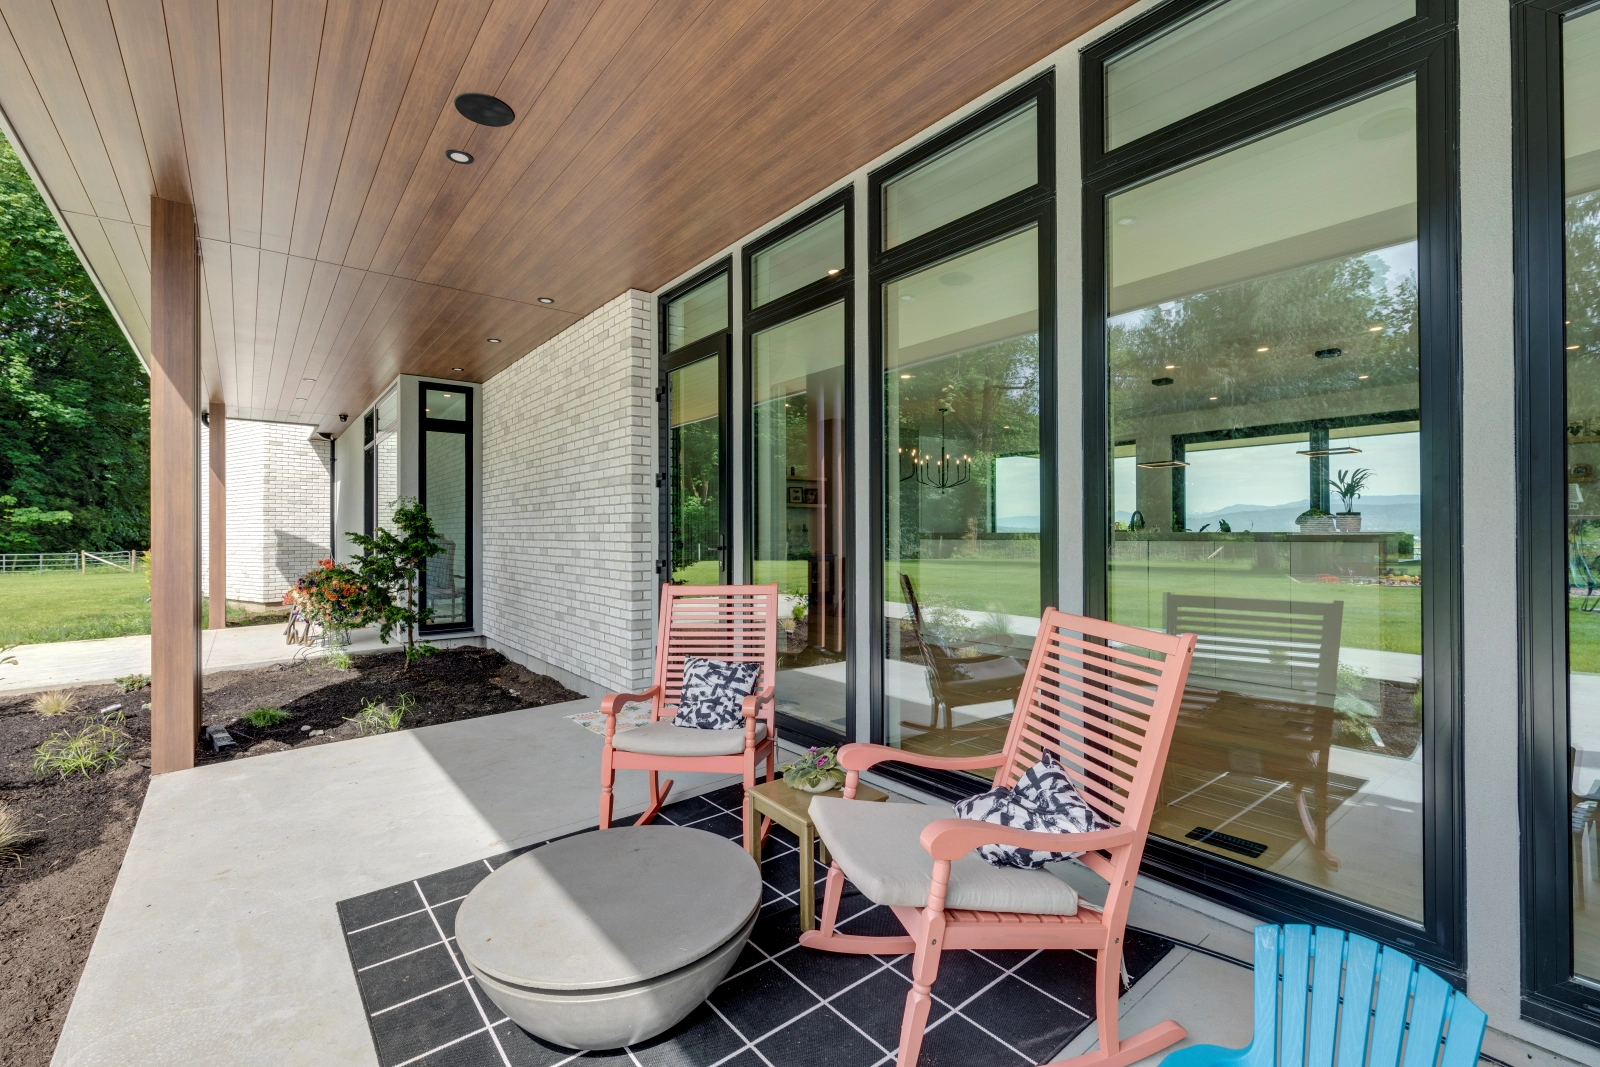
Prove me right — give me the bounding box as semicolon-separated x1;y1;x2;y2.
882;228;1042;774
1106;83;1424;920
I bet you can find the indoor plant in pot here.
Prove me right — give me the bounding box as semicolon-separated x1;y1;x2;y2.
780;746;846;793
1330;467;1372;533
1295;508;1335;534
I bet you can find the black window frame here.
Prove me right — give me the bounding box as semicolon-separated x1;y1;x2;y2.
1514;0;1600;1046
1082;2;1465;976
417;381;474;636
867;71;1059;798
742;188;856;749
659;260;734;587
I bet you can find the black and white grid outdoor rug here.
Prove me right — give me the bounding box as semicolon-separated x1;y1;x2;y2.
336;783;1173;1067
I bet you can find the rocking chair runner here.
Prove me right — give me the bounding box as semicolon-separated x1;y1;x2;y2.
598;584;780;847
801;608;1198;1067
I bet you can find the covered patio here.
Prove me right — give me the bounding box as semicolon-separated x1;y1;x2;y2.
0;0;1589;1066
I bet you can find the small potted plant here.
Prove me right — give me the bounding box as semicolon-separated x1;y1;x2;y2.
780;746;847;793
283;559;379;649
1295;508;1335;534
1330;468;1372;533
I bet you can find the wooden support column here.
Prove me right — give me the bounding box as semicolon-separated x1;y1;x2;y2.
149;197;202;774
208;401;226;630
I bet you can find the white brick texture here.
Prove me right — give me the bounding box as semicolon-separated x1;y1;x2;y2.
481;291;655;694
202;420;331;605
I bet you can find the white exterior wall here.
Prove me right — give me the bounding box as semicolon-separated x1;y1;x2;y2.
201;419;331;605
479;291;655;696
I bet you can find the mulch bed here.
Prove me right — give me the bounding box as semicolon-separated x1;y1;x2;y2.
0;646;582;1067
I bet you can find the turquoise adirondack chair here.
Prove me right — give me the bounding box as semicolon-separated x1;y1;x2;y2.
1163;925;1487;1067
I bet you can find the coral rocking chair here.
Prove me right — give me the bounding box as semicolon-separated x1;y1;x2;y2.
599;583;780;848
800;608;1198;1067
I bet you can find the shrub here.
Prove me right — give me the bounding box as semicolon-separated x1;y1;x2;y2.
0;804;29;862
347;499;446;670
34;714;129;778
242;707;291;727
328;650;353;671
349;693;414;735
32;690;74;716
284;559;381;634
116;673;150;692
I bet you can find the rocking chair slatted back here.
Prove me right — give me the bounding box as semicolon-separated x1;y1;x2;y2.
996;610;1197;837
653;584;781;717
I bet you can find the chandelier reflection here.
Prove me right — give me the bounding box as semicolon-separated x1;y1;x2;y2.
908;405;971;491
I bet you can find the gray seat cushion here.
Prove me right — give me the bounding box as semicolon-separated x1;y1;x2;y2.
810;797;1080;915
611;720;768;757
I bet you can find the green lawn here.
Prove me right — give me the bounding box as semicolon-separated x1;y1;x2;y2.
0;569;283;645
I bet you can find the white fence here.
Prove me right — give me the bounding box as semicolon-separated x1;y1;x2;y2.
0;549;140;573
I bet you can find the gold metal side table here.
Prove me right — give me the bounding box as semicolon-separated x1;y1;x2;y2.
746;778;888;931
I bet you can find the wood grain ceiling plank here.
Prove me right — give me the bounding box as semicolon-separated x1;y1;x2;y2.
295;268;389;412
262;254;315;418
229;245;259;406
1;2;130;221
413;0;720;287
106;0;186;203
274;258;343;414
199;237;237;405
259;0;326;255
200;276;221;403
51;0;155;226
460;0;939;301
252;249;288;418
340;0;543;270
0;13;93;214
287;0;382;260
63;210;150;352
301;273;419;413
218;0;270;248
363;0;600;277
98;216;154;329
310;0;438;264
164;0;229;239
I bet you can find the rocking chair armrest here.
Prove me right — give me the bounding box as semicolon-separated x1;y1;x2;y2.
600;686;660;718
918;819;1141;862
741;686;777;720
836;742;1006;775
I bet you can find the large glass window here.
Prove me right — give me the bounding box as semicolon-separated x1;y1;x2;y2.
666;273;729;352
883;227;1043;769
882;102;1038;249
368;388;399;534
420;385;470;631
1102;0;1414;149
751;210;846;308
752;302;849;736
669;356;723;584
1105;83;1424;920
1564;4;1600;986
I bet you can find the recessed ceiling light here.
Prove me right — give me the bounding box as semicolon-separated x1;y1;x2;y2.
900;374;913;379
1164;364;1176;369
455;92;516;127
1358;375;1369;379
1256;346;1269;352
537;297;554;304
1369;325;1383;332
445;149;474;164
487;338;501;343
1209;396;1219;400
1117;216;1137;226
1569;345;1581;350
827;268;840;275
301;377;315;383
443;393;451;398
452;367;464;372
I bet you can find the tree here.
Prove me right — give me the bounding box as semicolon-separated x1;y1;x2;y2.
347;498;446;669
0;133;149;551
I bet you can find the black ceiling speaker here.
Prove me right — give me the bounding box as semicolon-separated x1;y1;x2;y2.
455;93;515;127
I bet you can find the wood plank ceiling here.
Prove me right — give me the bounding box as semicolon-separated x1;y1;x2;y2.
0;0;1131;432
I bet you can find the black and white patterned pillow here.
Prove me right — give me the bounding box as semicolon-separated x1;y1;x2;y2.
672;656;762;730
950;751;1111;870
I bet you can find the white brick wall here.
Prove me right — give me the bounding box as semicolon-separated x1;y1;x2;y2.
480;290;655;694
202;420;332;605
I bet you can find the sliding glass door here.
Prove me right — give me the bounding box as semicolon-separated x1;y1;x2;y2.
746;193;853;744
662;266;732;585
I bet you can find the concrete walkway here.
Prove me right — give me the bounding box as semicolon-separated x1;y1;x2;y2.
0;623;395;695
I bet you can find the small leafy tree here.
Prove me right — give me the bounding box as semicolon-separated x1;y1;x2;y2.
347;498;445;669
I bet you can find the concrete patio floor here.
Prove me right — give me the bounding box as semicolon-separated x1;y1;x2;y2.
0;624;396;696
48;688;1283;1067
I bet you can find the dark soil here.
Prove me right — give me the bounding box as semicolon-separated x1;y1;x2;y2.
0;646;581;1067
